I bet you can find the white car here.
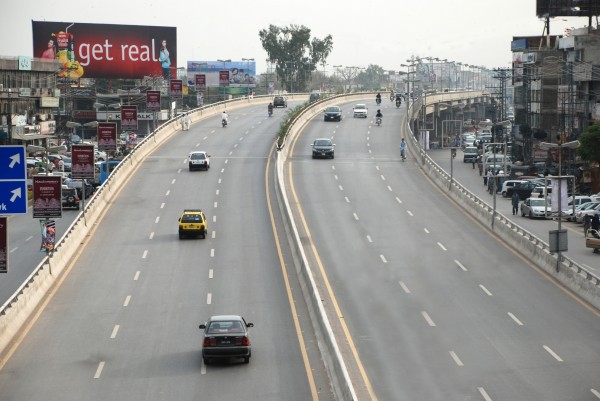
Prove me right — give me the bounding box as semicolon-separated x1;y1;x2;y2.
520;197;551;219
188;151;211;171
352;104;368;118
576;202;600;223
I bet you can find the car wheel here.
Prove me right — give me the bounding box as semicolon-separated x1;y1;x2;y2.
529;211;533;219
501;191;507;198
75;203;80;211
179;233;183;239
203;357;210;365
201;231;206;239
244;357;250;364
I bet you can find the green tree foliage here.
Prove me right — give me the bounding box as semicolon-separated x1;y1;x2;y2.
259;24;333;92
578;122;600;164
355;65;386;90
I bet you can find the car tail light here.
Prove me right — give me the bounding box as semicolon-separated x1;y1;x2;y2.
203;338;216;347
241;337;250;346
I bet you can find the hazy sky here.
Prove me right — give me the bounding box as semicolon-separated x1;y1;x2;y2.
3;0;596;74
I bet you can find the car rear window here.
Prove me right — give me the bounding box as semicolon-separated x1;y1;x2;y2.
191;153;205;160
208;321;243;333
182;214;202;223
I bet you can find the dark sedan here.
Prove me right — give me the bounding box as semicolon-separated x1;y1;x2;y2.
199;315;253;364
505;181;541;200
324;105;342;121
311;138;335;159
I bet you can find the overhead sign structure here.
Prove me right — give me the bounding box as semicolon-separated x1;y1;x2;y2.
0;145;27;214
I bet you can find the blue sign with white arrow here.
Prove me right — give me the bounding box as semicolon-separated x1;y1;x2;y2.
0;146;27;181
0;181;27;214
0;145;28;214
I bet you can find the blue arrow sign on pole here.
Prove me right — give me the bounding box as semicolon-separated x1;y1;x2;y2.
0;181;27;214
0;146;27;181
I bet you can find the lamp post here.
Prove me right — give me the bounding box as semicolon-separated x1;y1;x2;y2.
333;65;342;93
242;58;254;97
65;121;99;143
539;139;580;271
217;59;231;101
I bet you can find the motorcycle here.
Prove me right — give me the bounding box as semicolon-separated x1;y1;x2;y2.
376;117;382;126
389;94;394;101
268;108;273;117
222;118;228;128
396;99;401;108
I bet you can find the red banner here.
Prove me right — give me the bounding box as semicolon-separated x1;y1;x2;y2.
195;74;206;92
146;90;161;111
98;122;117;151
71;144;95;179
33;175;63;218
32;21;177;79
121;105;138;131
170;79;183;99
219;71;230;87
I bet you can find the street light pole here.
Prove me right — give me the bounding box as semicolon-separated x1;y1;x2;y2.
539;139;580;271
242;58;254;97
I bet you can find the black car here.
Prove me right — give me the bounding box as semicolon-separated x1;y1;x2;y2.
505;181;541;200
61;186;80;210
67;179;94;199
199;315;254;364
312;138;335;159
324;106;342;121
309;92;321;103
273;96;287;108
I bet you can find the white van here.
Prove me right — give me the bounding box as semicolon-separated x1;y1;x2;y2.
484;154;512;172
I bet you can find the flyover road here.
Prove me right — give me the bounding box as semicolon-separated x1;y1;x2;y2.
427;148;599;275
284;97;600;401
0;101;335;401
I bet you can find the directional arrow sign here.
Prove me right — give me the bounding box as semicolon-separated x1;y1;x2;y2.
0;181;27;214
0;146;27;181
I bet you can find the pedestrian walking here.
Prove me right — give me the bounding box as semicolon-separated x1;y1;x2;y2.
512;192;520;215
477;155;483;176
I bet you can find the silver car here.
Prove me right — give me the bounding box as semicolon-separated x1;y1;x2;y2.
520;197;551;219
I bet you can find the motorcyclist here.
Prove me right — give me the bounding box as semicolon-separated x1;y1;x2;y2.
395;97;401;107
268;102;274;115
376;93;381;105
389;90;395;101
221;111;228;125
375;109;383;124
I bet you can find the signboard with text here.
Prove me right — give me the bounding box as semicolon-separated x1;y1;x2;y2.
97;122;117;151
195;74;206;92
0;145;27;214
71;144;95;179
170;79;183;99
32;175;62;218
121;105;138;130
219;71;230;86
146;90;161;111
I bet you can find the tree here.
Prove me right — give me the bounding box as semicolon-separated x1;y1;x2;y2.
259;24;333;93
355;64;386;90
578;122;600;164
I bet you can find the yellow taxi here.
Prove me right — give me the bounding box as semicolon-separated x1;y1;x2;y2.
178;209;208;239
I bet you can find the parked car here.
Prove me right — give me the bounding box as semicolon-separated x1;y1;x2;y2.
564;201;598;222
324;106;342;122
352;104;368;118
66;179;94;199
199;315;254;364
311;138;335;159
273;96;287;108
506;181;541;200
520;197;550;219
309;92;321;103
501;180;526;197
575;202;600;223
61;156;72;172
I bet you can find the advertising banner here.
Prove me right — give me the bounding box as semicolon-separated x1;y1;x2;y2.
32;175;62;218
121;105;138;131
40;220;56;253
32;21;177;79
188;61;256;89
97;122;117;151
170;79;183;99
219;71;230;87
195;74;206;92
146;90;161;111
71;144;95;179
0;217;7;273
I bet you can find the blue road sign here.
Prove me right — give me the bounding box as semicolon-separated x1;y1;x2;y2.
0;146;27;181
0;181;27;214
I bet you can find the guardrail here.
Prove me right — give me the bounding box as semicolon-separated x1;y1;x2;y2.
0;93;303;361
404;96;600;310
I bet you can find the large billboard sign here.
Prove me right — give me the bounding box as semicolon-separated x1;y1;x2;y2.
32;21;176;79
187;60;256;94
536;0;600;17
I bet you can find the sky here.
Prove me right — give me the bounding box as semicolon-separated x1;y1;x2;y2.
2;0;597;75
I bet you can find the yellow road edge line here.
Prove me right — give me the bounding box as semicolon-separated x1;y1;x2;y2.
288;129;378;401
265;141;319;401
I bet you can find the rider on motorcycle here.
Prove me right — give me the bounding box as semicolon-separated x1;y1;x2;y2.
221;111;229;125
375;109;383;124
268;102;274;115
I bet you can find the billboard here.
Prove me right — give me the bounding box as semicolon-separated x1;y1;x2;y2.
536;0;600;17
97;122;117;151
121;105;138;130
32;21;176;79
32;175;62;218
187;60;256;94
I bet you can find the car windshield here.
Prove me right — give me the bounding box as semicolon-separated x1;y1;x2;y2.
355;104;366;109
530;199;549;206
191;153;205;160
326;107;339;112
182;214;202;223
314;140;332;146
208;321;243;334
